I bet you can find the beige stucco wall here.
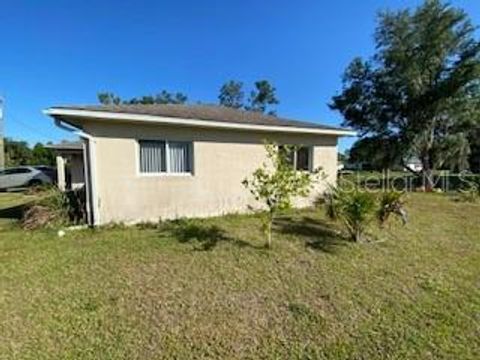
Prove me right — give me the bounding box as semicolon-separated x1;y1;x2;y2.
82;120;339;224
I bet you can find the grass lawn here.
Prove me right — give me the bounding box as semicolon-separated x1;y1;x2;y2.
1;192;479;359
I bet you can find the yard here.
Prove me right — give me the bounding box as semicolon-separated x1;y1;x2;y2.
1;192;479;359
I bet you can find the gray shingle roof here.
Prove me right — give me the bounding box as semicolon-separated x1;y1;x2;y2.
46;141;83;151
50;104;348;132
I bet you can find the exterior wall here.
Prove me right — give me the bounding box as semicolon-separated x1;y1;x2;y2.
83;120;338;224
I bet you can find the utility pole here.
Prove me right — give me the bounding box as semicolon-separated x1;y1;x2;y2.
0;97;4;169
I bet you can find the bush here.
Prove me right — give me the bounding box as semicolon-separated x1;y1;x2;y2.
378;191;408;226
324;186;377;242
323;186;407;242
457;177;479;202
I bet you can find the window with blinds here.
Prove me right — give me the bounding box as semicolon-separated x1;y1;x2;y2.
139;140;192;174
168;141;192;173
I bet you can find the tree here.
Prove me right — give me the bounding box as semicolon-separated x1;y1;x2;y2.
247;80;280;115
97;92;121;105
218;80;244;109
218;80;280;115
4;138;31;166
338;151;348;164
242;142;320;248
349;136;401;170
468;128;480;173
97;90;188;105
31;143;55;166
127;91;188;105
330;0;480;189
4;139;55;167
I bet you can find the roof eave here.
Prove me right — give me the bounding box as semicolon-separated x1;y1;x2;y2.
43;108;356;137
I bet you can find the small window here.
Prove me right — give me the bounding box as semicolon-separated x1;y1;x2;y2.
296;147;311;171
139;140;193;174
278;145;312;171
139;140;166;173
168;141;192;173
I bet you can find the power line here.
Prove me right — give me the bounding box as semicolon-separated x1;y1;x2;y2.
5;112;57;141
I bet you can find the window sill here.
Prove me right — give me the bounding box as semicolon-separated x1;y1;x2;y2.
138;173;194;178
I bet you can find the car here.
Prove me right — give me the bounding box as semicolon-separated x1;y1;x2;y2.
0;166;53;191
33;165;57;181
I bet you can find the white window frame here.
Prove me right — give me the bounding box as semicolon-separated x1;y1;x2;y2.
136;139;194;177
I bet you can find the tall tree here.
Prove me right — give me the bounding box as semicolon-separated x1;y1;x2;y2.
218;80;280;115
97;92;121;105
218;80;244;109
330;0;480;189
4;138;31;166
31;143;55;166
247;80;280;115
349;136;402;170
97;90;188;105
468;127;480;173
3;139;54;167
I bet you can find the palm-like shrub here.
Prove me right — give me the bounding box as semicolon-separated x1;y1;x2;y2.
324;186;377;242
324;187;407;242
458;177;479;203
378;191;408;226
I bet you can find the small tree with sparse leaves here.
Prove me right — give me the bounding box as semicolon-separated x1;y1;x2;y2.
242;142;321;248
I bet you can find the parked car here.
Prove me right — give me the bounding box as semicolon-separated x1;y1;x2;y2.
33;165;57;182
0;166;53;191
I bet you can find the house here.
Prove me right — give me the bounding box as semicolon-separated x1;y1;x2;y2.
44;105;354;226
46;141;85;191
403;157;423;172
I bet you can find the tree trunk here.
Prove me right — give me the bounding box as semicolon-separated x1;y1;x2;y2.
355;228;361;242
265;212;273;249
266;219;272;248
421;157;434;192
353;222;362;242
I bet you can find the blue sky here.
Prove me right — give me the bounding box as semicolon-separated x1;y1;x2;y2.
1;0;478;152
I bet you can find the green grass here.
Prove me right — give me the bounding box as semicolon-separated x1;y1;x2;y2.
1;193;479;359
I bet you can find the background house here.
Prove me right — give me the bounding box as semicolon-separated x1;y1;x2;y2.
47;141;85;191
